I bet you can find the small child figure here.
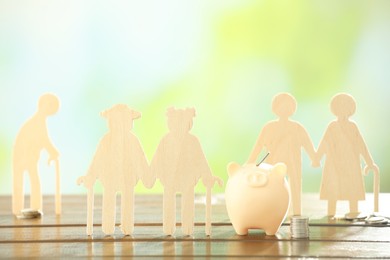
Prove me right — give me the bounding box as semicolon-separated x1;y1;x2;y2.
247;93;317;216
77;104;150;236
12;93;60;216
151;107;223;236
315;93;379;216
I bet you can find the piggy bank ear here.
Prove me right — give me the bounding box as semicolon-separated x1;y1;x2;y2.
227;162;240;177
272;162;287;177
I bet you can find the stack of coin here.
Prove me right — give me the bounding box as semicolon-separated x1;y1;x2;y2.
17;208;42;219
290;216;309;239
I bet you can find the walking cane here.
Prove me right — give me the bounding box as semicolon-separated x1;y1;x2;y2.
373;170;380;212
86;185;94;236
205;177;223;236
77;176;94;236
205;185;212;236
365;166;380;212
54;159;61;215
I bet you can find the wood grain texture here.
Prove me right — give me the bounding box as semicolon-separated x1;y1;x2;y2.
1;194;389;258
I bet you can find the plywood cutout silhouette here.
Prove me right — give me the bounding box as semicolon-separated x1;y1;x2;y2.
315;93;380;215
77;104;151;236
150;107;223;236
247;93;316;216
12;93;61;216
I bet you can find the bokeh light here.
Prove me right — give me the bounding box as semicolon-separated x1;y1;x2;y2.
0;0;389;195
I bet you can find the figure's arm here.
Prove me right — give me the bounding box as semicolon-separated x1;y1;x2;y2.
150;137;167;183
315;126;329;168
187;138;223;189
299;125;318;167
246;128;266;164
77;137;106;189
43;126;59;163
134;138;154;189
355;125;379;175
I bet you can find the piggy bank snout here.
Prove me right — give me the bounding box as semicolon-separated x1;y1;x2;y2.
246;172;268;187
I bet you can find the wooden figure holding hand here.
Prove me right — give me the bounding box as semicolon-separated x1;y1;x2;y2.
77;104;150;236
151;107;223;236
12;93;60;216
247;93;317;216
315;93;380;215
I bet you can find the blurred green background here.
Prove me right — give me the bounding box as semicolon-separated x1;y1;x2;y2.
0;0;389;195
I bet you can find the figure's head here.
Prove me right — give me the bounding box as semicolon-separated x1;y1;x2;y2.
272;93;297;119
101;104;141;131
330;93;356;119
166;107;195;133
38;93;60;116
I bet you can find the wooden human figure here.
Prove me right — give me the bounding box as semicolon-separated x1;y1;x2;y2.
77;104;151;236
151;107;223;236
315;93;379;216
12;93;60;216
247;93;317;216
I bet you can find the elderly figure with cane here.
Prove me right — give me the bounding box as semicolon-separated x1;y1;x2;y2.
12;93;61;216
77;104;151;236
314;93;380;216
150;107;223;236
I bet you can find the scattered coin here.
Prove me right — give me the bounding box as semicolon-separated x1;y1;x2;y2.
290;216;309;239
19;208;42;219
372;212;390;220
16;214;36;219
365;216;388;225
344;212;367;221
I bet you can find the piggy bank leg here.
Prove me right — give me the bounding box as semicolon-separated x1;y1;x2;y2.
102;190;116;235
264;227;279;236
233;224;248;236
181;188;194;236
120;188;134;235
163;188;176;236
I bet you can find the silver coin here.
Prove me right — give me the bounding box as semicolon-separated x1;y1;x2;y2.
344;212;367;221
21;208;42;218
16;214;36;219
365;216;388;225
372;212;390;220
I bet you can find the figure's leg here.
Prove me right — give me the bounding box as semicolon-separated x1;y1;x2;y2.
28;165;42;212
181;188;194;236
12;165;25;215
121;187;134;235
163;188;176;236
328;200;337;216
349;200;358;213
288;170;301;216
102;190;117;235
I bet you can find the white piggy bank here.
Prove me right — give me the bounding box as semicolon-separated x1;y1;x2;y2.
225;162;290;236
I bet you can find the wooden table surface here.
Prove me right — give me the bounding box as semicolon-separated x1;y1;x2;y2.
1;193;389;259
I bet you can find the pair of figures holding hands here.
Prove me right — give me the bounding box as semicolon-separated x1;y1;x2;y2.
247;93;379;217
77;105;223;236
